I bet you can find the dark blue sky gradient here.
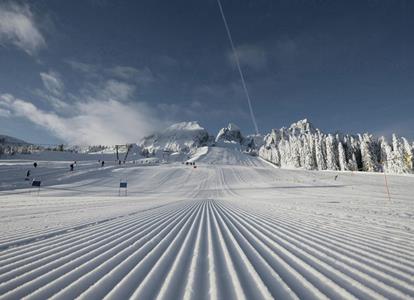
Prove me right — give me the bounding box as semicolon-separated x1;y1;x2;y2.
0;0;413;143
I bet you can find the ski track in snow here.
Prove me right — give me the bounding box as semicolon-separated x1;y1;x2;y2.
0;149;413;300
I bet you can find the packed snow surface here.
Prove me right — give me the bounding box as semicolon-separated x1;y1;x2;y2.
0;146;413;299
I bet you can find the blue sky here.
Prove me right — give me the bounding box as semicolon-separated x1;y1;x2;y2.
0;0;413;144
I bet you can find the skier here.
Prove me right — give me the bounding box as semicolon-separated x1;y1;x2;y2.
334;175;338;181
25;170;31;180
101;161;105;167
33;162;38;168
70;164;74;171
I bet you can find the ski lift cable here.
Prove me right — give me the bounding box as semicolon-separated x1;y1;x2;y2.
216;0;259;135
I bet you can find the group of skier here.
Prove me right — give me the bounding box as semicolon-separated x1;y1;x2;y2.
185;161;197;168
25;160;79;181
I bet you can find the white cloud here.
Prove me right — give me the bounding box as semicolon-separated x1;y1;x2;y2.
34;88;68;110
1;63;167;144
0;93;164;145
40;71;64;96
66;60;155;85
0;107;11;117
109;66;138;80
65;60;98;76
109;66;155;84
100;80;136;102
229;45;267;70
36;71;69;110
0;3;45;55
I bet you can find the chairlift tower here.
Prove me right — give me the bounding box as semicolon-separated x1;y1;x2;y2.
113;144;135;163
123;144;133;163
162;149;173;162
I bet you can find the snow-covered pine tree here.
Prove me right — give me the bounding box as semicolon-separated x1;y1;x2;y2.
348;153;358;171
359;134;379;172
349;136;363;170
289;136;301;168
315;132;327;170
303;135;315;169
338;142;348;171
257;120;413;174
299;136;306;168
325;134;338;170
379;137;390;172
309;133;317;168
272;145;281;166
389;134;406;173
278;138;291;167
402;137;414;172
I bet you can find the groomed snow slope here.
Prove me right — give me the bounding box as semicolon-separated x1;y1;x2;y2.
0;147;413;299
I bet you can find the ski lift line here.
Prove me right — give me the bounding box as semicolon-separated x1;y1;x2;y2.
216;0;259;135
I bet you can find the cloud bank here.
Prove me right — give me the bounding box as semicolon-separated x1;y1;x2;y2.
0;66;165;145
0;93;163;145
0;2;45;55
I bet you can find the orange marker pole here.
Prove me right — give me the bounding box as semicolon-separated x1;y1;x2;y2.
383;171;391;201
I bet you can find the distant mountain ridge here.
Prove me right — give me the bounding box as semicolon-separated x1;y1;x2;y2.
0;134;33;156
139;121;213;156
0;134;29;145
3;120;414;174
139;119;414;174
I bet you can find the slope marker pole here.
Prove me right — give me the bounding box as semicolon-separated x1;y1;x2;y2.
383;171;391;201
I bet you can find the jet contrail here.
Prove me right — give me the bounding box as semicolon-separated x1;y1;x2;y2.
216;0;259;135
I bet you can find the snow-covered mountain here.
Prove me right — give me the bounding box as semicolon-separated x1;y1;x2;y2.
286;118;317;136
214;123;264;153
138;119;414;174
139;121;213;157
215;123;244;144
